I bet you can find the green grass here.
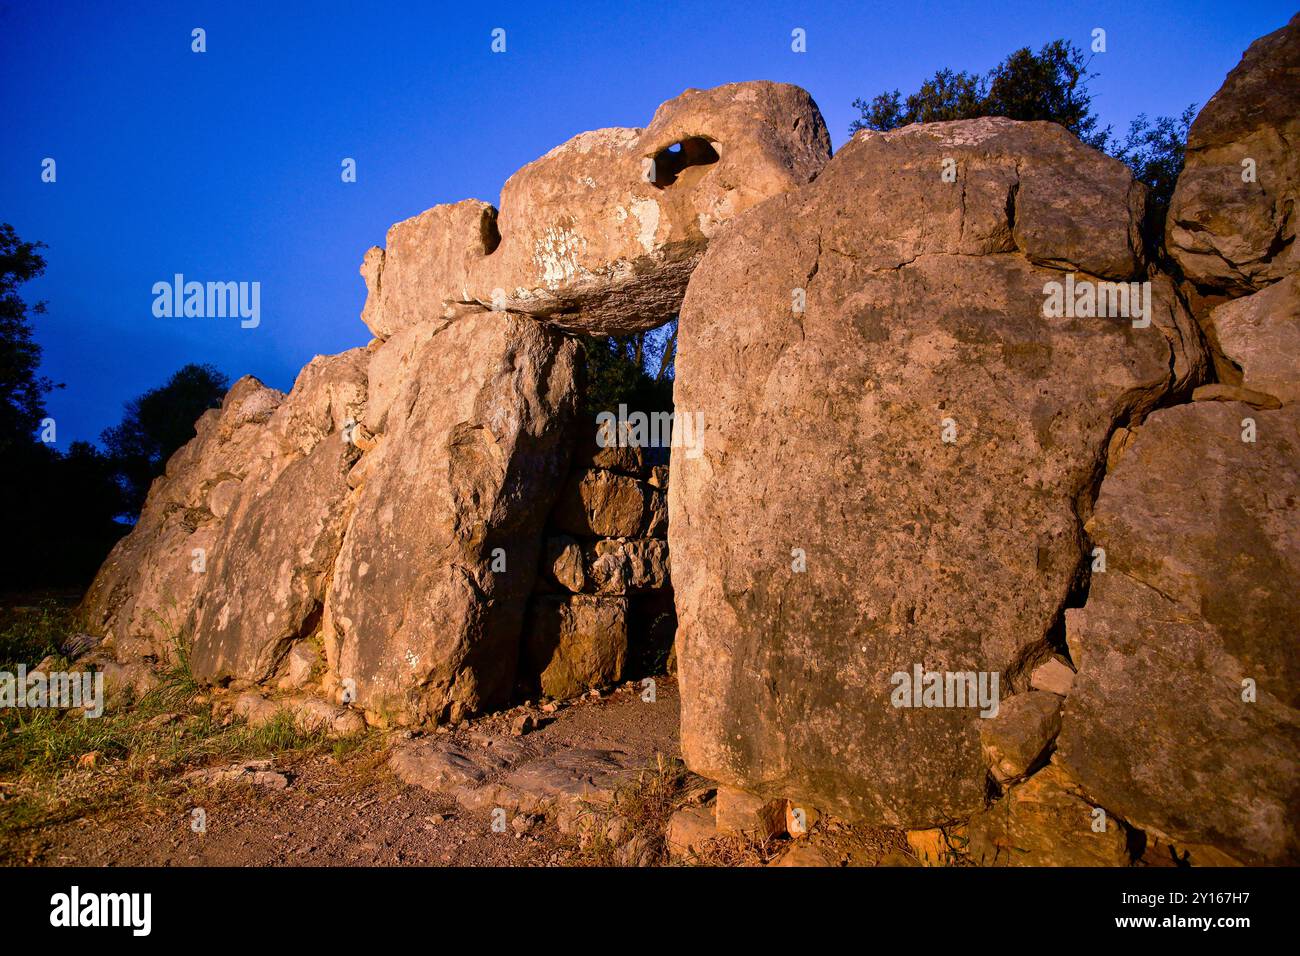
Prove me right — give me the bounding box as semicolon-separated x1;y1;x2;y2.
0;628;365;848
0;599;73;672
0;597;377;859
0;691;369;856
0;687;338;781
149;627;201;710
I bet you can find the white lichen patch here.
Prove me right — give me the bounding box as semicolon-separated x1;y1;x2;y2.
698;192;735;239
533;225;588;288
630;198;661;253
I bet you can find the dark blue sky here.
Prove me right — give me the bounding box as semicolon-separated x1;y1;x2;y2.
2;0;1294;448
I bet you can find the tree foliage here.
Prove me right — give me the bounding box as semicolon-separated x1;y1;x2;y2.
0;225;128;589
578;319;676;421
851;40;1108;148
101;362;229;516
0;223;56;457
850;39;1195;210
1108;106;1198;214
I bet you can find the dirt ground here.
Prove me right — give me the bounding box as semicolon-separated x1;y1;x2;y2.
0;594;916;868
2;676;679;867
1;673;914;867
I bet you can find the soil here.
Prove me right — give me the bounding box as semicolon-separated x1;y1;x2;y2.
2;677;679;867
2;675;910;867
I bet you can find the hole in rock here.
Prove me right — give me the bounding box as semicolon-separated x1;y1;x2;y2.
479;206;502;255
648;137;719;188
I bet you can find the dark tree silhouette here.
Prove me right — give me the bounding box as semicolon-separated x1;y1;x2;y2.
102;363;230;517
0;225;126;590
578;323;675;422
851;40;1108;148
851;40;1195;219
0;223;56;456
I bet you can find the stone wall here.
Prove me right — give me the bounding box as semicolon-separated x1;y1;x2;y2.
524;436;674;700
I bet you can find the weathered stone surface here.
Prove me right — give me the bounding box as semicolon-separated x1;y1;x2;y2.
80;344;368;674
330;313;579;725
1204;273;1300;403
183;760;289;791
966;764;1131;867
785;801;820;838
672;116;1206;826
287;696;365;737
552;469;650;538
269;348;369;456
74;653;158;710
490;748;636;814
281;643;318;690
666;805;718;861
1056;401;1300;865
78;377;287;660
715;786;786;840
362;319;446;434
233;691;281;728
1105;426;1137;472
980;691;1062;783
190;433;356;684
1030;657;1075;696
358;82;832;338
905;828;950;866
769;843;832;867
544;535;586;593
643;486;668;538
359;202;497;339
587;538;670;594
391;734;638;831
389;738;512;793
525;595;628;700
1192;382;1283;408
578;430;645;477
1168;14;1300;294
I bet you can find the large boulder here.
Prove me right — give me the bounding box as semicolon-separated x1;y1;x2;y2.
358;82;832;338
359;202;498;340
525;594;628;700
187;350;368;683
1167;13;1300;295
78;376;287;660
327;313;580;725
1056;401;1300;865
670;116;1206;825
79;349;368;678
1203;272;1300;403
188;432;357;683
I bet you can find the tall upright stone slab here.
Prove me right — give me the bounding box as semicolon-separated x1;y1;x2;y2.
328;313;580;725
1056;402;1300;865
671;117;1205;825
